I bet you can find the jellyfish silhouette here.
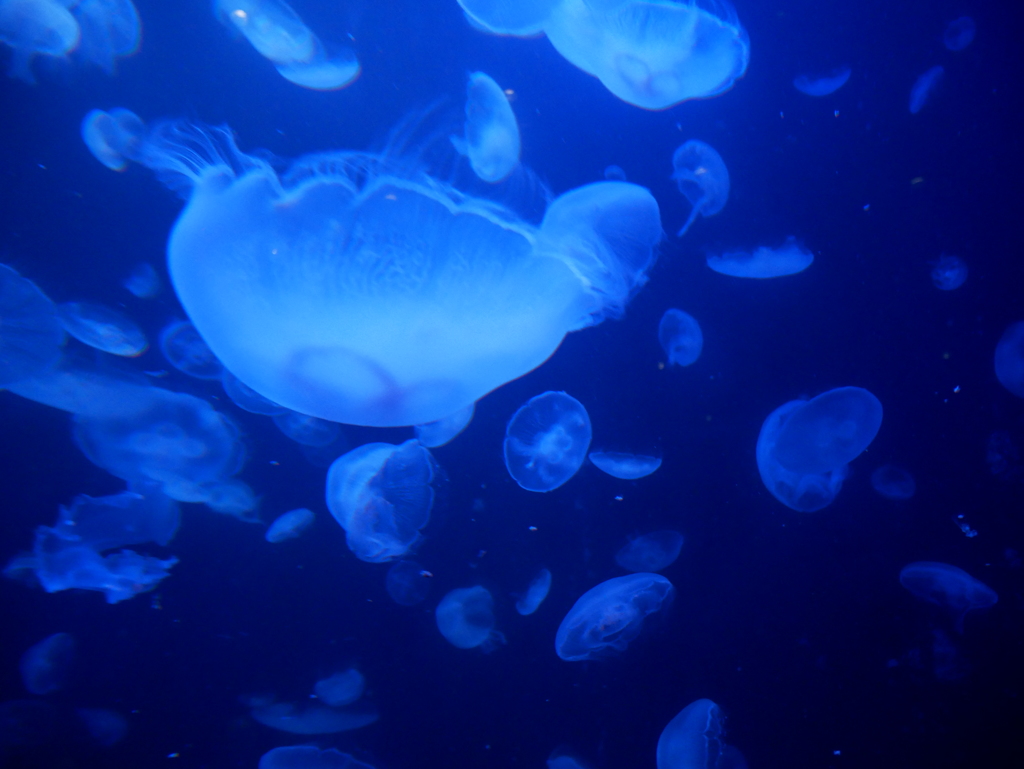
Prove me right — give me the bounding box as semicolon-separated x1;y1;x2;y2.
909;66;944;114
436;585;505;650
793;67;851;96
0;264;65;387
504;391;592;491
943;17;975;52
57;302;147;357
707;237;813;278
452;71;520;183
671;140;729;236
995;321;1024;398
658;699;746;769
900;562;997;632
658;308;702;366
0;0;80;81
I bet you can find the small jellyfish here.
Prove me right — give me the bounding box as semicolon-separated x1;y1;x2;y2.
205;478;259;521
57;301;147;357
793;66;851;96
451;71;520;183
414;403;474;448
930;254;968;290
275;46;360;91
555;573;674;661
658;309;703;367
0;264;65;387
222;370;289;415
54;487;181;550
615;531;683;572
671;140;729;237
909;65;944;114
265;508;314;543
71;0;141;74
706;237;813;279
0;0;80;82
548;750;592;769
457;0;555;36
20;632;75;695
273;410;341;446
515;567;552;616
588;451;662;479
658;698;746;769
215;0;316;63
250;700;378;734
995;321;1024;398
313;669;364;707
943;16;976;52
603;164;627;181
900;561;998;631
123;262;159;298
504;391;592;492
385;560;432;606
436;585;505;650
81;107;145;171
77;708;128;747
259;746;376;769
159;320;223;380
871;465;916;500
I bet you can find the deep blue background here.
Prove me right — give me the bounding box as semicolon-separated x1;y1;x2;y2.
1;1;1023;767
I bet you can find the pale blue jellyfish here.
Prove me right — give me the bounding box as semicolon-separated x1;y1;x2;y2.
900;562;998;632
548;750;592;769
313;669;364;707
0;0;80;81
871;465;916;500
222;370;289;415
555;573;674;661
772;386;883;475
436;585;505;650
707;237;813;278
260;746;376;769
995;321;1024;398
909;65;944;114
603;164;627;181
672;140;729;236
757;400;848;513
54;488;180;550
588;451;661;479
250;700;378;734
0;264;65;387
415;403;474;448
77;708;128;747
658;308;702;366
326;439;436;563
265;507;314;543
452;72;520;183
273;410;340;446
615;531;683;572
385;560;432;606
457;0;556;35
943;17;975;51
123;262;159;298
516;567;552;615
159;320;223;380
658;698;746;769
81;107;145;171
57;302;147;357
930;254;967;290
504;391;592;492
20;633;74;695
793;67;851;96
71;0;140;73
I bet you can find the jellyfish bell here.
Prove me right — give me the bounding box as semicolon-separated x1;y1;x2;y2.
0;0;81;81
214;0;316;64
81;108;145;171
671;140;729;236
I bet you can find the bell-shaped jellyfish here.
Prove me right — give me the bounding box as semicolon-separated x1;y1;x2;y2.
77;707;128;747
123;262;159;298
707;237;813;279
793;67;851;96
772;386;883;475
56;301;147;357
504;391;592;492
204;478;259;520
71;0;141;74
273;410;340;446
451;72;520;183
0;0;80;82
555;573;674;661
757;400;848;513
870;465;916;500
995;321;1024;398
259;746;376;769
909;65;944;114
457;0;556;36
265;507;314;542
615;531;683;572
657;698;746;769
588;451;661;479
385;560;432;606
313;668;364;707
250;700;378;734
930;254;967;290
943;17;975;52
671;140;729;236
275;46;360;91
54;487;181;550
436;585;505;650
81;107;146;171
515;567;552;615
658;308;702;366
0;264;65;387
222;370;289;415
326;439;436;563
548;750;592;769
159;320;223;380
603;164;627;181
20;632;75;695
900;561;998;632
415;403;474;448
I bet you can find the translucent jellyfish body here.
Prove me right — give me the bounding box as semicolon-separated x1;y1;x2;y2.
452;72;520;183
615;531;683;572
603;164;627;181
995;321;1024;398
159;320;223;380
900;561;997;632
265;507;314;542
273;410;340;446
81;107;145;171
707;237;813;278
793;67;851;96
589;451;661;479
72;0;141;74
504;391;592;491
548;751;592;769
943;17;975;51
57;301;147;356
909;65;944;114
658;308;702;366
671;140;729;236
555;573;674;661
435;585;504;650
0;264;65;387
385;560;432;606
870;465;916;500
326;439;436;563
0;0;80;81
77;707;128;747
930;254;967;290
457;0;555;35
222;370;289;415
54;488;181;550
259;746;376;769
516;567;552;615
20;632;75;695
313;669;364;707
250;700;378;734
415;403;474;448
657;698;746;769
123;262;159;298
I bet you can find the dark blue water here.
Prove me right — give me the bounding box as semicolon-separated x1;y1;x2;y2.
1;1;1022;767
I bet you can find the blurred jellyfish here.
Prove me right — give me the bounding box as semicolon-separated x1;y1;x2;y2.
415;403;474;448
123;262;159;298
54;487;181;550
159;320;223;380
0;0;80;81
504;391;592;492
658;308;702;366
588;451;661;479
603;164;626;181
71;0;140;74
515;567;552;616
222;369;289;415
436;585;505;650
943;16;975;51
313;669;364;707
658;698;746;769
275;46;360;91
205;478;259;520
909;65;944;114
273;410;341;446
250;700;378;734
707;237;813;278
57;301;147;357
260;746;376;769
20;632;75;695
871;465;916;500
793;66;851;96
615;531;683;572
326;440;436;563
457;0;555;35
451;71;520;183
930;254;967;290
0;264;65;387
671;140;729;236
548;749;592;769
995;321;1024;398
81;107;145;171
77;708;127;747
900;561;998;632
385;560;432;606
265;507;314;543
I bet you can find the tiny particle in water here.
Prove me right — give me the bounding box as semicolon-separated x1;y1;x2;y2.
863;204;870;211
476;550;486;558
834;750;842;756
528;525;538;531
953;386;960;393
614;495;624;501
911;177;924;185
419;570;433;578
779;111;784;118
269;460;280;466
834;110;839;117
37;164;46;169
168;753;180;759
942;352;951;360
657;361;665;370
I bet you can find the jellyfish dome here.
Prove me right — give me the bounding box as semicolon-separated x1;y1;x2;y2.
0;0;80;81
994;321;1024;398
435;585;505;650
671;140;729;236
900;561;998;632
452;71;521;183
0;263;65;387
81;107;146;171
504;391;592;491
658;308;702;367
930;254;967;290
658;698;746;769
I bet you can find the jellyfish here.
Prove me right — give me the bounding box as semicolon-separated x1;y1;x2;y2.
0;0;80;82
313;669;364;707
615;531;683;572
222;370;289;415
77;708;128;747
20;633;75;695
548;750;592;769
273;410;340;446
275;46;360;91
265;507;314;543
504;391;592;492
588;451;662;479
793;66;851;96
456;0;556;35
671;140;729;236
657;699;746;769
54;487;180;550
555;573;674;661
205;478;259;520
123;262;159;298
516;567;552;615
757;400;848;513
870;465;916;500
943;16;975;51
259;746;376;769
71;0;140;74
706;237;814;278
250;700;378;734
159;320;223;380
81;107;146;171
603;164;626;181
436;585;505;650
909;65;944;114
385;560;432;606
995;321;1024;398
326;439;437;563
772;386;883;475
451;72;520;183
930;254;967;290
900;562;998;632
0;264;65;387
415;403;475;448
56;301;147;357
658;309;702;367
